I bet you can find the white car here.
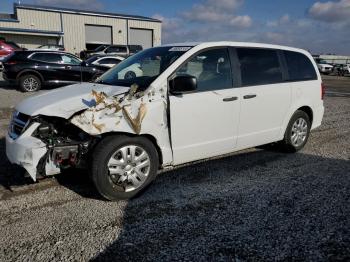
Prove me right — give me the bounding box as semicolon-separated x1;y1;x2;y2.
316;59;333;74
91;56;124;68
6;42;324;200
87;55;143;78
117;63;143;79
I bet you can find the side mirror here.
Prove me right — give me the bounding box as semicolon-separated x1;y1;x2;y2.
170;75;197;94
81;61;87;67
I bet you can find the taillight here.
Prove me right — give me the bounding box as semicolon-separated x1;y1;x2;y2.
321;82;325;100
6;61;17;65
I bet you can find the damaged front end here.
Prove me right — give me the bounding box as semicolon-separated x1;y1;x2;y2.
6;112;95;181
6;83;168;182
32;115;95;178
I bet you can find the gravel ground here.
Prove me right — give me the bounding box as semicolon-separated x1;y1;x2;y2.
0;75;46;109
0;76;349;261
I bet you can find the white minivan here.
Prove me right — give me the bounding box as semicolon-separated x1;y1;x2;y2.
6;42;324;200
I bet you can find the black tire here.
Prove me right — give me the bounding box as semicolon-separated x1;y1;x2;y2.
91;135;159;201
124;71;136;79
281;110;311;152
19;74;42;92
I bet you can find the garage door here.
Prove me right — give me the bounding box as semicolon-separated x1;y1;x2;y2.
129;28;153;49
85;25;112;44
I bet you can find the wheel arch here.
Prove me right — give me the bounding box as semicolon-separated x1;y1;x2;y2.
100;131;164;166
297;106;313;124
280;105;314;139
17;70;44;83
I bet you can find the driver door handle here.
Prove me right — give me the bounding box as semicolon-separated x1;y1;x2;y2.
223;96;238;102
65;65;72;69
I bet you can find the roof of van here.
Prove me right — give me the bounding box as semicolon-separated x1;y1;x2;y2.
162;41;309;54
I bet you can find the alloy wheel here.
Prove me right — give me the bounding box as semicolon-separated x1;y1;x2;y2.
290;118;308;147
23;77;39;91
107;145;151;192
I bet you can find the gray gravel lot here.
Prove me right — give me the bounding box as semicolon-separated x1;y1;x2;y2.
0;75;349;261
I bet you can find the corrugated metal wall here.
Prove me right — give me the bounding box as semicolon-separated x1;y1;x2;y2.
0;7;162;54
62;13;127;54
0;9;61;31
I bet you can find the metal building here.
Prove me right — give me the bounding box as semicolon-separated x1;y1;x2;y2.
0;3;161;54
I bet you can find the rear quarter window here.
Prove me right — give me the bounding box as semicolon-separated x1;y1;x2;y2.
7;52;29;61
284;51;317;81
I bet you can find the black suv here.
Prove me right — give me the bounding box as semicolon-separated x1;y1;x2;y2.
3;51;108;92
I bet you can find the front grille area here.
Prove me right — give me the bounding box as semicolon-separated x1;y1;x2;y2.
8;111;31;139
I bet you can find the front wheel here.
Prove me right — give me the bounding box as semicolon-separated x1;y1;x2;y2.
91;135;159;200
281;110;311;152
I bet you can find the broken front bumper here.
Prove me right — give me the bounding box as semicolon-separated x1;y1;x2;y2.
6;122;47;181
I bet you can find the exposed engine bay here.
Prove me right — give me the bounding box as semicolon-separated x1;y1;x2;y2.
32;115;96;177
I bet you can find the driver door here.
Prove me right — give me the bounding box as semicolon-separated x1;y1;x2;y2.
169;48;241;165
57;54;83;82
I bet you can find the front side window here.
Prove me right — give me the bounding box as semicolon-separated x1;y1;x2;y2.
175;48;233;92
284;51;317;81
96;46;191;90
237;48;283;86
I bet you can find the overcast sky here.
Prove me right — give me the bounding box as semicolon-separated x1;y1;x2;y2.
2;0;350;55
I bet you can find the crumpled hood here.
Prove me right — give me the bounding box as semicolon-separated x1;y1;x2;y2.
16;83;130;119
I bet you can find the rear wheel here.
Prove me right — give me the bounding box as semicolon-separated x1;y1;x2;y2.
91;135;159;200
19;74;41;92
281;110;311;152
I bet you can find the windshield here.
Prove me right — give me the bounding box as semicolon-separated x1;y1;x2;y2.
94;45;107;52
85;55;101;64
96;46;192;90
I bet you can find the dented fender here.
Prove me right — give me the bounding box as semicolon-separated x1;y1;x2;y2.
70;85;173;165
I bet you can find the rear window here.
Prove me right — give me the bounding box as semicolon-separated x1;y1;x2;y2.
129;45;143;53
106;46;127;53
31;53;62;63
284;51;317;81
237;48;283;86
6;51;29;61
